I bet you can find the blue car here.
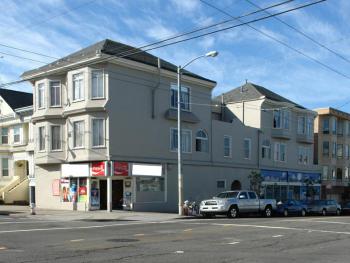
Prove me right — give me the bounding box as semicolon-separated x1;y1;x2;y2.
276;200;308;217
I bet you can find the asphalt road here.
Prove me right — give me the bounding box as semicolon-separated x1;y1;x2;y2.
0;215;350;263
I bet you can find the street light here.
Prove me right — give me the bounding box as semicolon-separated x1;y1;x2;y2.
177;50;219;216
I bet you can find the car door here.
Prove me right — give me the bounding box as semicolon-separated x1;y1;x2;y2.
237;191;249;213
287;200;297;214
327;200;336;213
248;191;259;212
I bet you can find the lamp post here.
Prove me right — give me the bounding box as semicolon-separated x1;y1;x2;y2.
177;51;218;216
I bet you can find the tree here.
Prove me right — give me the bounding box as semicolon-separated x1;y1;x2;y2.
248;171;263;196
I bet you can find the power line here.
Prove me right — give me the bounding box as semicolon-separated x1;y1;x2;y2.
0;0;324;88
0;51;47;64
0;43;58;60
199;0;350;82
244;0;350;65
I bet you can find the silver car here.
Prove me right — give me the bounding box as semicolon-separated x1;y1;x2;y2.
305;200;341;216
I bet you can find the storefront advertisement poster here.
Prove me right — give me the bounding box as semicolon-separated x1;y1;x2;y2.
90;180;100;207
91;162;106;176
114;162;128;176
78;186;87;202
61;179;70;202
70;179;78;203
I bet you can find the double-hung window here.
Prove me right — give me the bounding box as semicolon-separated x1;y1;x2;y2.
50;81;61;107
1;128;8;144
338;120;344;136
243;138;251;159
38;83;45;109
51;126;61;151
332;119;337;135
274;143;286;162
306;117;313;136
13;126;20;144
92;119;105;147
273;110;281;128
195;130;208;152
261;139;271;159
224;135;232;157
73;121;84;148
91;70;104;99
337;144;343;159
2;158;8;177
322;141;329;156
170;84;190;111
170;128;191;153
332;142;337;158
73;73;84;101
39;127;46;151
297;116;306;134
298;146;310;165
273;110;289;129
323;118;329;134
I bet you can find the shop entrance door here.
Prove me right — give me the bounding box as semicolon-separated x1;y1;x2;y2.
100;180;107;210
112;180;124;210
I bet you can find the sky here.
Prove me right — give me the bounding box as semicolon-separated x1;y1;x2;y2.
0;0;349;111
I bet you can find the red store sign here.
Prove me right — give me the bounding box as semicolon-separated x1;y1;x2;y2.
114;162;128;176
91;162;106;176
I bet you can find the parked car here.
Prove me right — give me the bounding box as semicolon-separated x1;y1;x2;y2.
276;200;308;217
199;190;276;218
340;201;350;215
304;200;341;216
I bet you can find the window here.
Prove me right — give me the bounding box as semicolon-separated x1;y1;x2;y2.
297;116;306;134
37;83;45;109
92;70;104;98
51;126;61;151
217;180;226;189
136;177;164;192
332;142;337;158
244;138;251;159
322;166;328;180
1;128;8;144
338;120;344;136
170;128;192;153
337;144;343;159
238;192;248;199
248;192;257;199
224;135;232;157
2;158;8;177
306;117;313;136
337;168;342;180
261;139;271;159
345;167;349;180
273;110;290;129
50;81;61;107
73;121;84;148
39;127;45;151
195;130;208;152
323;118;329;134
92;119;104;147
274;143;286;162
73;73;84;101
346;145;350;160
322;141;329;156
13;126;20;144
298;146;310;165
332;118;337;135
170;84;190;111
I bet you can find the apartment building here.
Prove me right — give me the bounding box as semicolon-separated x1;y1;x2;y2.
216;82;321;201
21;39;266;212
314;107;350;202
0;89;34;204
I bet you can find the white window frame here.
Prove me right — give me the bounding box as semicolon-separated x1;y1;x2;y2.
13;125;21;144
73;120;85;149
224;135;232;158
170;128;192;153
38;126;46;152
49;80;61;107
195;129;209;153
274;142;286;162
92;118;105;148
37;82;45;109
170;83;191;112
244;138;251;160
297;116;306;135
1;128;8;145
72;72;84;102
50;125;62;151
91;69;105;99
261;139;271;159
1;158;9;177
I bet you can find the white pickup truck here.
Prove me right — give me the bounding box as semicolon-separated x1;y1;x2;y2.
199;190;276;218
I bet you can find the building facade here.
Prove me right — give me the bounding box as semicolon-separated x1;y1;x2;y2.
314;107;350;202
217;83;321;202
0;89;34;204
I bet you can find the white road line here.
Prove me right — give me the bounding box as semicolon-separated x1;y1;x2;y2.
174;251;184;254
227;241;240;245
134;234;145;236
0;220;66;225
284;219;350;225
70;239;84;242
183;229;192;232
212;223;350;235
272;235;284;238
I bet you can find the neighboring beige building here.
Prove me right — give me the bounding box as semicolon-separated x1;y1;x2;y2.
0;89;34;204
216;82;321;201
314;107;350;202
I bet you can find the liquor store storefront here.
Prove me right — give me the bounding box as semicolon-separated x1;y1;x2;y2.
58;161;165;211
261;169;321;202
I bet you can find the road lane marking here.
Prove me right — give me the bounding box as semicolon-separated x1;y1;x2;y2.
272;235;284;238
0;220;66;225
227;241;240;245
134;234;145;236
284;219;350;225
0;246;7;250
70;239;84;242
174;251;184;254
183;229;192;232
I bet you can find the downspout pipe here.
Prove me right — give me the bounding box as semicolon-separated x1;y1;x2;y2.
151;58;161;119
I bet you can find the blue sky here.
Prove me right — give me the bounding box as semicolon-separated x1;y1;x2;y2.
0;0;349;111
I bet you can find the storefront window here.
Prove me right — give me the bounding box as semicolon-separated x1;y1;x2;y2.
136;177;164;192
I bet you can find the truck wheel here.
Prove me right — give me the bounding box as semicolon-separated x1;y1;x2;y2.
264;206;273;217
228;206;239;218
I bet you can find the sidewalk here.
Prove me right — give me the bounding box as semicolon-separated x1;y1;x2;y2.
0;205;186;222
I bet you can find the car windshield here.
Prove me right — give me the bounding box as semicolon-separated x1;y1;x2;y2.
216;191;238;198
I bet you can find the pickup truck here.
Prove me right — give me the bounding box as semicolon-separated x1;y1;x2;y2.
199;190;276;218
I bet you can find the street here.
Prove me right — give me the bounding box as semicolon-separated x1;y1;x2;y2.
0;214;350;262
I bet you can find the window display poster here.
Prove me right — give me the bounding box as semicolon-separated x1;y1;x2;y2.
70;178;78;203
91;180;100;207
61;179;70;202
78;178;87;202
